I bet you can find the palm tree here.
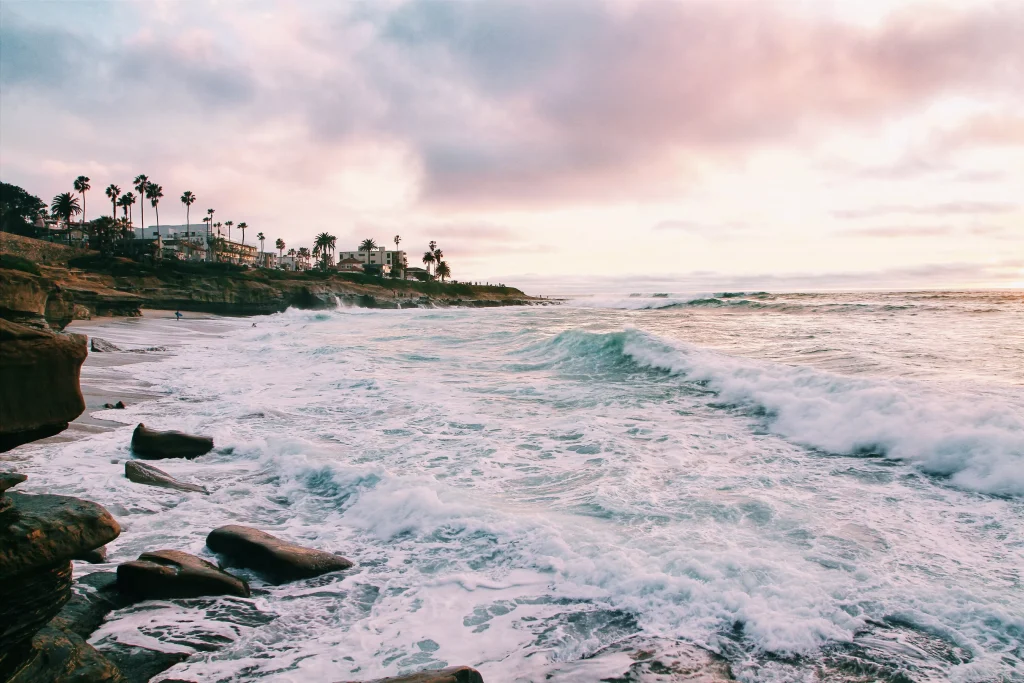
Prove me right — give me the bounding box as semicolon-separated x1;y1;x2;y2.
313;232;336;269
257;232;265;256
394;235;402;251
74;176;90;227
146;183;164;237
287;248;296;256
117;194;130;220
133;175;149;232
105;184;121;219
238;222;249;254
297;246;310;266
181;191;196;236
359;238;377;266
435;260;451;282
433;247;444;265
422;250;435;276
276;238;285;257
225;220;233;244
121;191;137;227
206;208;215;236
51;192;82;243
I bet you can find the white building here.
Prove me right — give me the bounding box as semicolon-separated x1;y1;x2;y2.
336;247;407;272
278;253;311;271
134;224;211;260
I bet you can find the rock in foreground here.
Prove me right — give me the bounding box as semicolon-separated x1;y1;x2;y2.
130;424;213;460
0;319;87;451
341;666;484;683
125;461;209;494
117;549;250;599
207;524;353;583
3;624;125;683
0;484;121;676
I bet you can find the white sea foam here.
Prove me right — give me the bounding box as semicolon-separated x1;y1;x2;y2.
15;296;1024;682
609;330;1024;496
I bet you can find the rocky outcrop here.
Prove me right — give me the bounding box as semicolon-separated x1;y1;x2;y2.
125;461;209;494
91;337;122;352
4;624;125;683
0;319;88;451
342;666;484;683
130;424;214;460
0;478;122;678
0;264;140;330
207;524;353;583
117;549;250;599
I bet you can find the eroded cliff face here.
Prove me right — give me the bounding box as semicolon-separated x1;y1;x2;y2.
0;267;142;330
0;319;88;451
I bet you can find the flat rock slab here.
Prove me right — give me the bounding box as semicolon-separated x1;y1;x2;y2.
207;524;353;583
539;636;734;682
131;424;213;460
1;492;121;580
341;666;484;683
125;461;208;494
117;549;249;600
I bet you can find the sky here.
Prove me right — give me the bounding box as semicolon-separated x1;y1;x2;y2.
1;0;1022;292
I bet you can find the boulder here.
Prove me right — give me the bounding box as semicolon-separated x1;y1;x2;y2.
0;319;87;451
130;424;214;460
51;572;137;639
206;524;353;583
341;666;484;683
0;485;121;673
74;546;108;563
91;337;122;353
103;401;127;409
116;549;250;599
2;624;125;683
0;471;28;513
125;461;209;494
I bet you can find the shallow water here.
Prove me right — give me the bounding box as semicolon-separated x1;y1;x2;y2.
11;290;1024;682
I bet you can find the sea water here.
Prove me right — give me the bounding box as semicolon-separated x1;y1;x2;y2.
10;291;1024;682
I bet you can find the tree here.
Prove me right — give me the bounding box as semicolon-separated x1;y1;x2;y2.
297;246;311;265
276;238;285;257
313;232;336;269
86;216;118;255
435;260;451;282
257;232;265;257
359;238;377;265
206;208;215;236
146;183;164;237
0;182;46;235
119;192;136;228
50;192;82;243
105;184;121;221
133;175;149;231
238;222;248;251
422;250;435;276
74;176;91;227
181;191;196;236
433;246;444;266
287;248;296;256
225;220;233;244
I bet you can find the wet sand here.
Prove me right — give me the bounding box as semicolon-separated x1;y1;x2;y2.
34;310;230;445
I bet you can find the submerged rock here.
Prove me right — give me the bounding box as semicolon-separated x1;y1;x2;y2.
130;424;214;460
103;401;127;410
124;461;209;494
90;337;122;352
539;636;733;681
117;549;250;599
206;524;353;583
0;319;87;451
74;546;108;564
343;666;484;683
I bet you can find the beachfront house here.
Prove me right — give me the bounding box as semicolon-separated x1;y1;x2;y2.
336;247;407;275
278;253;311;271
336;257;365;273
134;225;211;261
260;252;279;269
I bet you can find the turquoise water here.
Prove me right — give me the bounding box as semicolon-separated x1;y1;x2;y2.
15;290;1024;682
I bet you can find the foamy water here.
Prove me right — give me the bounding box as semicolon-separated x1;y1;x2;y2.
11;291;1024;682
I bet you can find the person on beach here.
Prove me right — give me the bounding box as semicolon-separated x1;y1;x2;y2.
175;311;182;321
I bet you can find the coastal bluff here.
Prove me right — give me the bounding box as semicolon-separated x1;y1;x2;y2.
1;233;541;326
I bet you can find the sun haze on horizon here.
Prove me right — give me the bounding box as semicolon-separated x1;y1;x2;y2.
1;0;1021;290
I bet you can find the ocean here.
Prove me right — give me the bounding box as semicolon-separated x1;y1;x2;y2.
11;290;1024;682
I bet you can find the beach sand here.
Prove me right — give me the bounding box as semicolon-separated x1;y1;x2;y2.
33;310;227;445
